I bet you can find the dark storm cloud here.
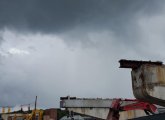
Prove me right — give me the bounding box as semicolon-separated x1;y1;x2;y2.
0;0;165;108
0;0;162;34
0;31;4;43
0;0;164;48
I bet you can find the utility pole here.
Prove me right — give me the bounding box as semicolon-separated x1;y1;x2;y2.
35;96;37;110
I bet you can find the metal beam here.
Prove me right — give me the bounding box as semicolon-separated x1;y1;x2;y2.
60;98;136;108
119;59;162;69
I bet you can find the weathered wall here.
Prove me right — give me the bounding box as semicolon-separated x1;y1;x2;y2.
132;64;165;106
67;108;146;120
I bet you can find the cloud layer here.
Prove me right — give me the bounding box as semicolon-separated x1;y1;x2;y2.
0;1;162;32
0;1;165;108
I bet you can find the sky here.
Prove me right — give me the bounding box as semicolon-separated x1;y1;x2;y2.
0;0;165;109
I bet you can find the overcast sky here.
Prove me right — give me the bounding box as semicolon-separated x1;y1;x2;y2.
0;0;165;109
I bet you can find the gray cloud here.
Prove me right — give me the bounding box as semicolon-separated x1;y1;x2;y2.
0;0;164;47
0;0;165;109
0;0;162;33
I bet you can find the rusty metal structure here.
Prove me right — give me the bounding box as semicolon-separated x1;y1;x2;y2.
119;59;165;107
60;97;157;120
60;59;165;120
0;109;57;120
106;99;156;120
119;59;162;69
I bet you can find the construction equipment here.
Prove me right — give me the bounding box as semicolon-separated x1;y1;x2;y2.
1;96;43;120
60;59;165;120
10;109;43;120
106;99;156;120
60;97;157;120
26;109;43;120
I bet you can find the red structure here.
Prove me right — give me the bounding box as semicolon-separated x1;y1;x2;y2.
106;99;157;120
